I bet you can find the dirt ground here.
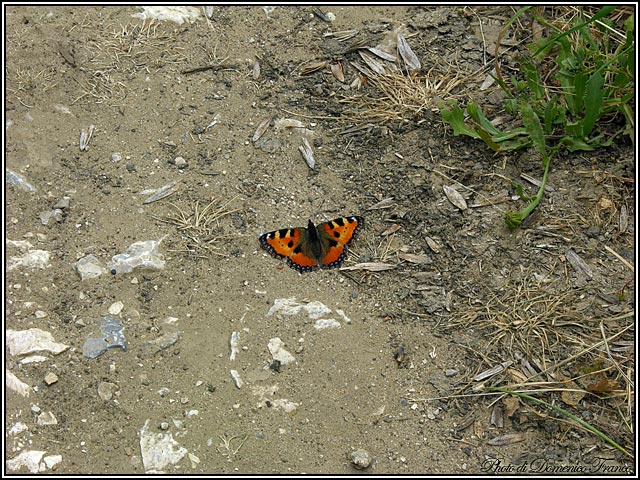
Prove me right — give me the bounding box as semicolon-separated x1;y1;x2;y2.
4;5;635;475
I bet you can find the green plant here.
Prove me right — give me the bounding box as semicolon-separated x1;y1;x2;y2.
441;6;635;228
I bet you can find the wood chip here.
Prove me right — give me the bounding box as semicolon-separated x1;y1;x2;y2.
565;249;593;279
80;124;95;151
443;185;467;211
502;396;520;417
340;262;396;272
412;271;440;280
521;172;555;192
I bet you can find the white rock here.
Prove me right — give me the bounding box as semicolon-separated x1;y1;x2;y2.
20;355;49;364
42;454;62;471
132;6;201;25
75;255;106;280
6;370;31;397
139;419;188;473
314;319;341;330
7;250;50;271
44;372;59;385
266;297;332;320
6;450;45;473
267;338;295;365
37;411;58;426
9;422;29;435
6;328;69;356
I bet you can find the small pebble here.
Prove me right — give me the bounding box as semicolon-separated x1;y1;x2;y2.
445;369;458;377
108;301;124;315
37;411;58;426
174;156;187;169
98;381;118;401
44;372;58;385
350;448;372;470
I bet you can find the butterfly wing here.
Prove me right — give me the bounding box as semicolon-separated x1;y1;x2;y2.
259;227;319;271
317;216;364;268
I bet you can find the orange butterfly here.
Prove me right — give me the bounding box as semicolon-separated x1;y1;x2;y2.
259;216;363;272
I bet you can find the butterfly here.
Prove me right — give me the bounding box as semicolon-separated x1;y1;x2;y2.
259;216;364;272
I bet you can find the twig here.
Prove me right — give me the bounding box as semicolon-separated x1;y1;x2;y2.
181;63;238;75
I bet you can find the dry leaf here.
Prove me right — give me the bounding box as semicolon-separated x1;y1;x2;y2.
330;62;345;82
298;137;315;170
443;185;467;211
366;46;396;62
619;204;628;233
252;116;272;142
300;61;329;75
488;433;525;446
502;396;520;417
586;378;619;394
359;50;386;74
425;236;440;253
381;224;401;236
397;33;421;71
474;361;513;381
367;197;395;210
490;404;504;428
398;253;429;264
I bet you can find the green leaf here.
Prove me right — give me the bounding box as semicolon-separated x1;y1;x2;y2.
520;103;546;161
440;103;480;139
583;72;605;135
466;102;502;136
560;136;596;151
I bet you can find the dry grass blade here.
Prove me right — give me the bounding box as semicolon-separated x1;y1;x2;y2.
340;64;469;124
153;195;243;258
340;262;396;272
443;270;634;439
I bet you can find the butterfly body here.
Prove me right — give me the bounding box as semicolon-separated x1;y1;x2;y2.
259;216;363;272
